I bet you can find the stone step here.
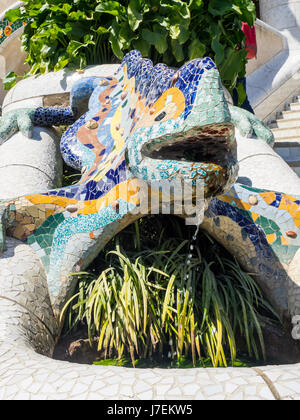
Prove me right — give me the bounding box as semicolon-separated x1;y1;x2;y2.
273;136;300;144
282;109;300;120
290;102;300;111
269;97;300;179
272;126;300;139
275;118;300;129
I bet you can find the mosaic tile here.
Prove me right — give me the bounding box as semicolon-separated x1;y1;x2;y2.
0;15;25;47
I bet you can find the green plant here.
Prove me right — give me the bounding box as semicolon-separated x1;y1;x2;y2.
5;0;256;98
61;216;278;368
62;162;81;187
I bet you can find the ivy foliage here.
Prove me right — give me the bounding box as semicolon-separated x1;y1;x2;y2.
5;0;256;94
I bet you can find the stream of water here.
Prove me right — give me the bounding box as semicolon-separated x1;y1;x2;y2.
185;201;205;279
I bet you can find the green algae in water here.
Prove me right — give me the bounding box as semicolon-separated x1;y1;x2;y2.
93;355;258;369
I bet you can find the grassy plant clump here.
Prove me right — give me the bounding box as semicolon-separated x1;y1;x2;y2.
62;162;82;187
61;216;279;368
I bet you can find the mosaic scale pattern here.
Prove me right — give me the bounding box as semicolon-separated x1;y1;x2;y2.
204;184;300;319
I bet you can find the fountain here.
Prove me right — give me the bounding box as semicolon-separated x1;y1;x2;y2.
1;49;300;399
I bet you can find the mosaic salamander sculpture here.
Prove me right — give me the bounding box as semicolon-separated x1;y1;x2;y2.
0;50;297;325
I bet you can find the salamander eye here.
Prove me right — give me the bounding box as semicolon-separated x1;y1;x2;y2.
155;111;166;122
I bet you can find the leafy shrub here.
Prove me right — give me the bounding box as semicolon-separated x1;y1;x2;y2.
61;216;278;368
5;0;256;95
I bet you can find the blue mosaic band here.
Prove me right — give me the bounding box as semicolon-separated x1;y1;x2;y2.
33;107;76;127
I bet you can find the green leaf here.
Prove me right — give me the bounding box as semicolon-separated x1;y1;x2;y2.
189;0;204;11
95;1;123;16
54;56;69;72
219;48;246;83
208;0;234;16
96;26;109;35
5;8;22;22
67;40;85;56
162;0;190;19
109;23;124;60
142;28;168;54
69;10;89;21
175;0;190;19
2;71;19;90
40;42;58;58
170;24;189;44
232;5;242;15
236;0;256;27
128;0;143;31
47;3;73;15
171;39;184;63
69;53;87;71
235;80;247;106
118;24;138;49
155;38;168;55
188;39;206;60
66;39;94;60
65;22;90;41
142;28;159;45
170;25;180;40
211;37;224;66
133;39;150;57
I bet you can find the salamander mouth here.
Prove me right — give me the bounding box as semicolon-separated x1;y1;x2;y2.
146;135;233;165
140;123;238;198
142;123;236;167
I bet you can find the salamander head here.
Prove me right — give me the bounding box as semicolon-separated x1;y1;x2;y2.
123;51;238;199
